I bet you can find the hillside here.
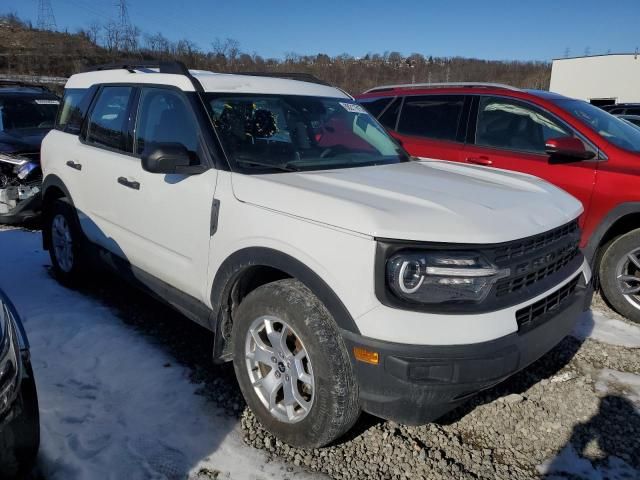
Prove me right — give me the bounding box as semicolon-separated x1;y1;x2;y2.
0;14;551;93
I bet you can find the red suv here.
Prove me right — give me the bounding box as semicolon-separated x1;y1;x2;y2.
357;83;640;323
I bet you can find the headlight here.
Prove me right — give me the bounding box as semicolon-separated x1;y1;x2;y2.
385;250;510;306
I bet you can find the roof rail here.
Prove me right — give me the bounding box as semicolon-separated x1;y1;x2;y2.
238;71;331;86
83;60;204;92
363;82;522;94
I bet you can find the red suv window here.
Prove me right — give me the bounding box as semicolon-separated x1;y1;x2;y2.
397;95;465;142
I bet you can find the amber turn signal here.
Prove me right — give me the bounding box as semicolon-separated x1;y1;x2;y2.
353;346;379;365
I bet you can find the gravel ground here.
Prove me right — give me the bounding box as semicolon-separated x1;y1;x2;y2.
70;266;639;480
4;221;636;480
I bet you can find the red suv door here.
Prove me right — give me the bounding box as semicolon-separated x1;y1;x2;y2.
373;94;469;163
461;95;599;225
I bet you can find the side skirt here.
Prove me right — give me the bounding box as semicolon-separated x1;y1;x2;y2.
89;244;216;332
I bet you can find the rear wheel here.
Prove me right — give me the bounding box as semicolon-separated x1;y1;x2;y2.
46;199;86;285
599;229;640;323
232;279;360;448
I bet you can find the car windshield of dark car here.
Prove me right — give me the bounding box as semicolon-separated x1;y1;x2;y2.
0;96;59;132
557;99;640;153
206;94;408;173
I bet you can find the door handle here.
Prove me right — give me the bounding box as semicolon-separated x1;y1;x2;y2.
66;160;82;171
466;156;493;166
117;177;140;190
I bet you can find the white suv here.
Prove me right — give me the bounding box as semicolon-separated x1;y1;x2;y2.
41;62;592;448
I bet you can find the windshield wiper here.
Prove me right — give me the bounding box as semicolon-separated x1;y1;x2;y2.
236;158;300;172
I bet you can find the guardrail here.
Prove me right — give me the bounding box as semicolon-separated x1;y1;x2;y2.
0;73;67;85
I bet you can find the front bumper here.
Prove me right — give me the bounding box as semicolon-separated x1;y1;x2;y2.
0;192;41;225
343;276;593;425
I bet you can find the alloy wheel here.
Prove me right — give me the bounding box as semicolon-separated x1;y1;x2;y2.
244;315;314;423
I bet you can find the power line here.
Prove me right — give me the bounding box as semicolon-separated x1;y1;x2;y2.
37;0;57;30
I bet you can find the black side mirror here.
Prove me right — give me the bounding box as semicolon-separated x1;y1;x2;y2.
141;144;200;174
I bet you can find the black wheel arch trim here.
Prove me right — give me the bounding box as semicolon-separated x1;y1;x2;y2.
210;247;361;361
585;202;640;264
41;174;75;250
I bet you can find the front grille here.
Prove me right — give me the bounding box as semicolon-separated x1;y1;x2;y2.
493;220;579;263
488;220;581;305
516;275;580;331
495;243;580;297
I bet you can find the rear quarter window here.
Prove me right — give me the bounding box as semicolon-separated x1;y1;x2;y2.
358;97;394;118
397;95;465;141
56;88;90;135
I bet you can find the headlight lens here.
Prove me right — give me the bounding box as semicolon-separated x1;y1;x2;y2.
386;250;510;305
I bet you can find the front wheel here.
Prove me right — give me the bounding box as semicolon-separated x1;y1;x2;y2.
599;228;640;323
232;279;360;448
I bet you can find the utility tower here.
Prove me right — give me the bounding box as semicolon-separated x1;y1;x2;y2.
37;0;57;31
115;0;136;51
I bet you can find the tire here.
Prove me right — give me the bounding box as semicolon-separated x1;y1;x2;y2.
599;228;640;323
232;279;360;448
45;198;86;285
0;361;40;479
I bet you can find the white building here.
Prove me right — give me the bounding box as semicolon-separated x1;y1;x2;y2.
550;53;640;105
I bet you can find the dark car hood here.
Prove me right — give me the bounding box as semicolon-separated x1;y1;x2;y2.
0;128;50;160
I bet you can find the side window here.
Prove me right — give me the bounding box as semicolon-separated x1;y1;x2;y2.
358;97;394;118
135;88;200;160
625;108;640;116
397;95;464;141
378;97;401;130
56;88;88;134
86;86;133;151
475;96;572;154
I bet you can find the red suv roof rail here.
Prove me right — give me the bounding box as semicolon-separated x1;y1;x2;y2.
363;82;522;94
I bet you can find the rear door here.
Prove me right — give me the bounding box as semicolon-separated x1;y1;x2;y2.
387;95;469;162
462;95;598;218
76;84;137;250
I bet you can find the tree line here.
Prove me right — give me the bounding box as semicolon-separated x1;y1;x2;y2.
0;12;551;94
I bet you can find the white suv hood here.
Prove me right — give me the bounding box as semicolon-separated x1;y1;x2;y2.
231;159;583;244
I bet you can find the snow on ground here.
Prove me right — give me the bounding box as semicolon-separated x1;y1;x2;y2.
0;229;323;480
596;369;640;408
537;445;638;480
572;309;640;348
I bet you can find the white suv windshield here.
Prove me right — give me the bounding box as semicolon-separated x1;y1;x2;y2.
206;94;408;173
557;99;640;153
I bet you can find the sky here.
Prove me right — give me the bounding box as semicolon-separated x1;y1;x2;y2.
5;0;640;61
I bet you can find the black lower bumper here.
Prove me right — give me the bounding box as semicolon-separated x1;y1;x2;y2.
343;276;592;425
0;193;41;225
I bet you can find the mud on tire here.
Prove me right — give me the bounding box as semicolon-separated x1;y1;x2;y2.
232;278;360;448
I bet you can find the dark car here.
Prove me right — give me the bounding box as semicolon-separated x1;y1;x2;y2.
0;289;39;479
0;82;59;224
601;103;640;116
617;114;640;128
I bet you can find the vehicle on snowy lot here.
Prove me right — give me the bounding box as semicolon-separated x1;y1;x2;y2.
40;62;592;448
0;82;59;224
0;289;39;479
357;83;640;324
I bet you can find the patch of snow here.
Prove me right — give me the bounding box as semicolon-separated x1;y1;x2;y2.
0;230;323;480
537;445;637;480
572;310;640;348
595;369;640;408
